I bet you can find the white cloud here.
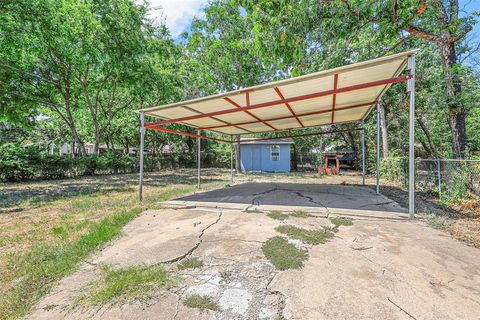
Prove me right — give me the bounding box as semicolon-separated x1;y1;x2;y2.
145;0;208;37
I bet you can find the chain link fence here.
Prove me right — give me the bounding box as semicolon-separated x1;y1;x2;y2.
381;157;480;203
416;159;480;202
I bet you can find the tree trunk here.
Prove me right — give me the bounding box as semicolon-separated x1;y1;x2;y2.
416;113;440;158
346;131;359;169
442;43;467;158
378;103;389;158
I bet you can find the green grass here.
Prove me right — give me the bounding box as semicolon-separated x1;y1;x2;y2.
267;210;287;220
183;294;219;311
267;210;310;220
262;236;308;270
423;214;452;230
0;207;142;319
85;264;172;305
289;210;310;218
330;217;353;227
275;225;335;245
177;257;204;270
0;182;217;320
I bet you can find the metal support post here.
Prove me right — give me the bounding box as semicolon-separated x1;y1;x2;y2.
197;130;201;188
138;112;145;201
235;135;241;173
408;55;416;218
437;159;441;200
376;103;380;194
361;120;366;185
230;141;234;183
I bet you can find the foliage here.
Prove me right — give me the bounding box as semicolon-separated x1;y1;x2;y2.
0;143;202;182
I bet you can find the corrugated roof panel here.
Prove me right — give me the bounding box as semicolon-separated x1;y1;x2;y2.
298;113;331;127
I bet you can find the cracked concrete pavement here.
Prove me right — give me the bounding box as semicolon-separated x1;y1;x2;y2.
27;185;480;320
167;183;408;219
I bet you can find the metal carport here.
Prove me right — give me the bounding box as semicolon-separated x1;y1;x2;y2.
136;50;417;218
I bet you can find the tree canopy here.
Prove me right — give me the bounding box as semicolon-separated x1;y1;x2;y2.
1;0;479;165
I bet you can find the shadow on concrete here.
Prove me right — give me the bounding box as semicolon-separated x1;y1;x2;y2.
175;182;407;215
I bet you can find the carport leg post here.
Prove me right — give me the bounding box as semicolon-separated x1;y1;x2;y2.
408;55;416;218
230;140;234;183
138;112;145;202
376;103;380;195
361;120;365;185
197;130;201;188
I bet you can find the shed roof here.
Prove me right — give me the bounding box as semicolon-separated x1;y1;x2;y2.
139;50;416;138
240;138;294;145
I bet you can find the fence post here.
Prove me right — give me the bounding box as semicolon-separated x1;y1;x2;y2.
437;159;442;200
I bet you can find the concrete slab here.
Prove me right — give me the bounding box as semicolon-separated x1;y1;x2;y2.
164;183;409;220
28;207;480;320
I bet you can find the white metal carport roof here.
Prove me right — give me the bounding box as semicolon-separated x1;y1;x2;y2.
138;50;416;137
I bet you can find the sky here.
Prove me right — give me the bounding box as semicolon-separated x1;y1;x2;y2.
148;0;480;39
145;0;209;37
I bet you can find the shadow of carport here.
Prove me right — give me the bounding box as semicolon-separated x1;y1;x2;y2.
164;182;409;220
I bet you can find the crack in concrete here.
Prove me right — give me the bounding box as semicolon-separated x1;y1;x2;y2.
387;297;417;319
163;210;223;264
265;272;286;318
293;191;331;217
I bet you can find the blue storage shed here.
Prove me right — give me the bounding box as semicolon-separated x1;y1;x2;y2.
239;138;293;172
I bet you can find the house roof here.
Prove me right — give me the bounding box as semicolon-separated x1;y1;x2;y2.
138;50;416;139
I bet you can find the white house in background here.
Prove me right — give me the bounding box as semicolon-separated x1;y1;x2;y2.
57;143;137;156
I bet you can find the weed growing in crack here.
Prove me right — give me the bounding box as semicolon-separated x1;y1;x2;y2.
262;236;308;270
80;264;172;305
267;210;311;220
275;225;334;245
177;257;203;270
183;294;219;311
267;211;287;220
289;210;310;218
243;209;263;214
330;217;353;227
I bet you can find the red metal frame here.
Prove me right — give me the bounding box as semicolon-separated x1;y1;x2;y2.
200;101;374;131
273;87;304;128
144;75;412;128
224;93;277;131
148;126;363;144
148;126;232;143
237;127;362;144
331;74;338;123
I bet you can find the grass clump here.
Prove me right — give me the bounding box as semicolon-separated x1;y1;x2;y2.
183;294;219;311
267;210;311;220
275;225;334;245
289;210;310;218
0;207;142;319
86;264;172;305
424;214;452;230
267;210;287;220
262;236;308;270
330;217;353;227
177;257;204;270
